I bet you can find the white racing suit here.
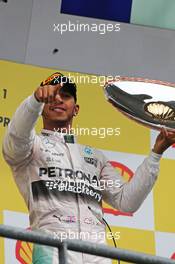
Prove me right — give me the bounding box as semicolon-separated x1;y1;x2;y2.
2;94;161;264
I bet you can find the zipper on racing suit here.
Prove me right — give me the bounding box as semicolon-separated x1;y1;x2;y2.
64;143;81;237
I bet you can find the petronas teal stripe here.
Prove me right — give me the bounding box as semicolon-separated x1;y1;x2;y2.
131;0;175;30
32;244;54;263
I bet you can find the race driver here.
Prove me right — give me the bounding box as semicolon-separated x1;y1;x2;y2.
2;72;175;264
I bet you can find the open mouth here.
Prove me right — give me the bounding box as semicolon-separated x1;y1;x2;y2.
145;102;175;121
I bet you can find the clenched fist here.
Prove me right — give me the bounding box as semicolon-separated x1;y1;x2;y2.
34;84;63;104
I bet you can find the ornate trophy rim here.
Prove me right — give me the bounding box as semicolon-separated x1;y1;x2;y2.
104;76;175;131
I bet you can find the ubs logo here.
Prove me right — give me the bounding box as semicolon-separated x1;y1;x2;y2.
84;146;93;155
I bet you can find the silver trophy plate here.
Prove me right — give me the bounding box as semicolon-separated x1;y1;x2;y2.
104;77;175;131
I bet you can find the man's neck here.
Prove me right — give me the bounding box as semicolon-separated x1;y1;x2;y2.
43;120;72;134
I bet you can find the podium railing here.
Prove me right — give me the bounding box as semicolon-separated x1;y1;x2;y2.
0;224;175;264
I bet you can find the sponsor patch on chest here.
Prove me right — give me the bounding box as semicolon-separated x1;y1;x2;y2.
84;157;98;168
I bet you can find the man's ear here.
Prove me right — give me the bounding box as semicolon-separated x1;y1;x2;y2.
74;104;79;116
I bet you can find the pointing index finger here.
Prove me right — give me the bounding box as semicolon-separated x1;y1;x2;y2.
54;82;63;91
51;83;63;98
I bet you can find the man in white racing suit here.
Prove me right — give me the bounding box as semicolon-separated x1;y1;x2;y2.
3;73;175;264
